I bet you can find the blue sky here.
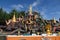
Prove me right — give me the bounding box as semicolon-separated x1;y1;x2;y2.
0;0;60;20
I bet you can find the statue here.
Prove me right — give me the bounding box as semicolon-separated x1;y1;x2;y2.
6;12;16;25
45;23;52;35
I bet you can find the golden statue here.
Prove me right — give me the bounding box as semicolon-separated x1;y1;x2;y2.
45;23;52;35
5;12;16;25
12;12;16;22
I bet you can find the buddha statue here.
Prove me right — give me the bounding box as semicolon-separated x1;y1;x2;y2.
45;23;52;35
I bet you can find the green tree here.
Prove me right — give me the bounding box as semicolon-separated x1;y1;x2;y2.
9;9;19;19
0;8;7;25
3;12;10;20
18;11;25;17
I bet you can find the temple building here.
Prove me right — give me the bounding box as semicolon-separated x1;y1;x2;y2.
4;5;42;35
1;4;59;35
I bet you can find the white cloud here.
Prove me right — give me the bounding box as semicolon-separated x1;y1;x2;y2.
2;8;10;13
40;11;47;19
32;0;40;7
11;4;24;10
40;8;48;19
32;2;38;7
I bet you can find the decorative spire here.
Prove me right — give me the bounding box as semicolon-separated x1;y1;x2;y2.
53;17;56;23
12;12;16;22
29;5;33;15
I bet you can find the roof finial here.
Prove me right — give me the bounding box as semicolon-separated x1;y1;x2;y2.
29;5;33;15
53;17;56;23
12;12;16;22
